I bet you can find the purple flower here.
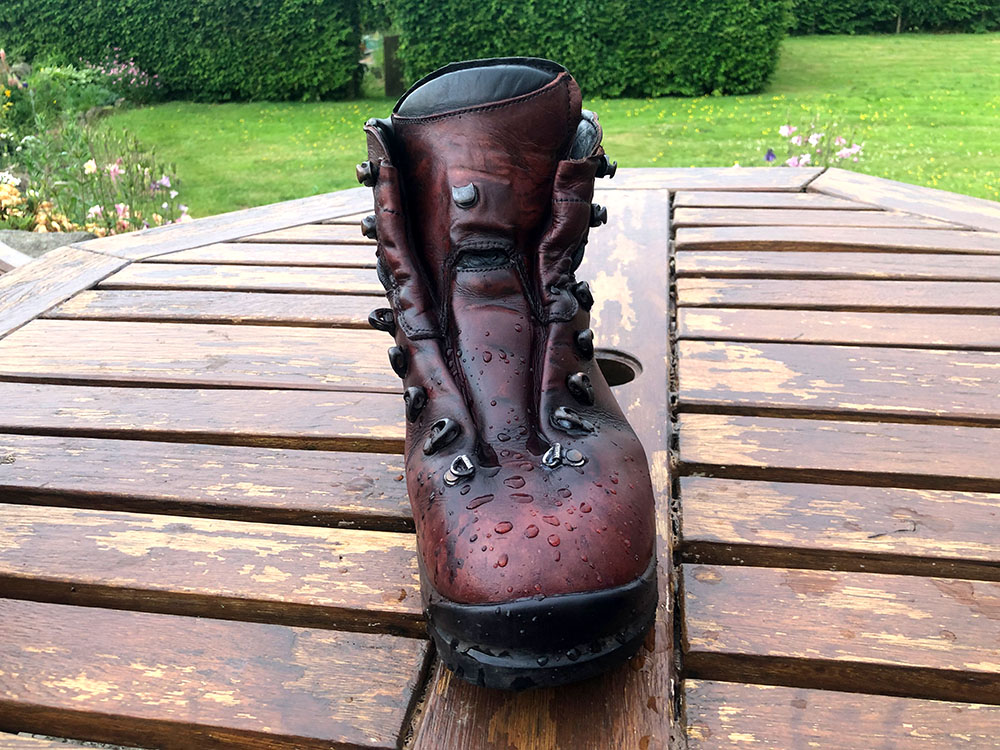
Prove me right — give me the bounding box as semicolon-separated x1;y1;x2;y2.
764;148;776;163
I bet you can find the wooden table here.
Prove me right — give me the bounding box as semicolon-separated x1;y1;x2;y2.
0;167;998;748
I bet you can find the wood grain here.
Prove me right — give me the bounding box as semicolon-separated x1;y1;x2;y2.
811;167;1000;233
0;319;400;392
414;188;676;750
0;242;33;272
0;734;111;749
602;167;821;191
0;433;410;529
99;263;384;295
0;504;421;633
678;340;1000;424
680;477;1000;580
145;242;376;267
72;188;372;260
684;680;1000;749
239;224;376;245
683;564;1000;704
675;225;1000;254
0;247;129;340
45;290;375;328
677;278;1000;313
0;382;404;451
677;413;1000;491
673;191;877;210
678;308;1000;349
672;207;956;229
674;250;1000;280
0;598;429;749
323;211;371;225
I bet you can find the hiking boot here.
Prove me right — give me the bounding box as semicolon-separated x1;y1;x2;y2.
358;57;657;690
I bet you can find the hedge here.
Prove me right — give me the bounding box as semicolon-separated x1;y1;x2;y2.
1;0;361;101
385;0;790;97
789;0;1000;34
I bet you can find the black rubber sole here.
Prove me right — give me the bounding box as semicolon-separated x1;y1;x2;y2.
423;555;658;691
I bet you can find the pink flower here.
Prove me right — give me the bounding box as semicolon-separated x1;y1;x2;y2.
807;132;824;146
836;147;852;159
790;135;803;146
849;143;863;154
785;156;800;167
778;125;797;137
87;204;103;217
157;175;171;189
798;153;812;165
106;163;123;182
834;136;847;146
115;203;129;218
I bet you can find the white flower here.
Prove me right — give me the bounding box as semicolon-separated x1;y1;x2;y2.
83;159;98;175
807;132;824;146
0;170;20;186
161;202;169;209
799;153;812;165
169;190;178;199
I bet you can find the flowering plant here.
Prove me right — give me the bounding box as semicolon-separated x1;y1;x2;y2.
83;48;162;104
764;119;864;168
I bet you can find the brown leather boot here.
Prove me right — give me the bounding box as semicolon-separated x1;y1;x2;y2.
358;58;657;690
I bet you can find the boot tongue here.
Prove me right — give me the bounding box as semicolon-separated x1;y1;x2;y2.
390;62;582;295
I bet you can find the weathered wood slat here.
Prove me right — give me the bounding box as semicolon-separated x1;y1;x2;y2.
99;263;384;295
0;242;33;272
0;319;399;392
683;564;1000;704
677;279;1000;313
674;250;1000;280
145;242;375;267
0;504;421;632
677;414;1000;490
684;680;1000;749
72;188;372;260
322;211;371;225
0;247;129;340
673;207;956;229
45;290;374;328
603;167;822;191
0;735;107;749
680;477;1000;580
811;167;1000;233
678;309;1000;349
673;191;877;210
675;225;1000;254
0;383;404;451
239;224;375;245
678;341;1000;424
0;598;429;749
0;433;410;529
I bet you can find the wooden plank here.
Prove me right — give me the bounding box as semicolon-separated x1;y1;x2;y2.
145;242;376;267
673;191;877;210
0;433;410;530
677;278;1000;313
680;477;1000;581
72;187;372;260
0;319;399;392
684;680;1000;750
678;309;1000;350
601;167;822;191
45;290;374;328
683;564;1000;704
673;207;956;229
99;263;384;295
0;247;129;340
323;211;372;225
674;250;1000;281
0;598;429;749
675;225;1000;255
0;504;421;633
0;382;404;451
239;224;375;245
0;242;33;272
678;340;1000;424
811;167;1000;233
0;735;111;749
413;188;675;750
677;413;1000;491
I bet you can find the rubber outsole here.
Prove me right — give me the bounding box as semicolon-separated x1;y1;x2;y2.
423;555;659;691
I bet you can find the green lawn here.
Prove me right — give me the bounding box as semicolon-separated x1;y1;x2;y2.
106;34;1000;218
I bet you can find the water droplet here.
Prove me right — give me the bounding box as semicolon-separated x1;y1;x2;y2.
565;523;577;531
553;550;561;561
460;485;471;496
470;534;478;542
557;488;572;499
580;502;592;513
610;476;619;484
566;648;579;661
494;521;513;534
482;351;492;363
524;524;539;538
481;545;487;552
514;323;522;332
466;494;494;509
547;534;561;547
537;656;549;666
542;515;560;526
504;476;526;489
490;399;497;406
512;493;534;504
497;553;508;567
497;433;511;442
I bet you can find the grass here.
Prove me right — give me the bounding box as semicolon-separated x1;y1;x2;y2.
105;34;1000;218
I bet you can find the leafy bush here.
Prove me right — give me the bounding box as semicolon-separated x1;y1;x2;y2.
789;0;1000;34
1;0;362;102
385;0;789;97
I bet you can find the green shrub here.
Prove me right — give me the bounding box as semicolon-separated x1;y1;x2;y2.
1;0;362;101
789;0;1000;34
385;0;790;97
